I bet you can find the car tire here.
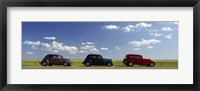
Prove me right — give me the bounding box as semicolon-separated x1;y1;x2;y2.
149;62;155;67
85;62;91;67
42;61;48;66
128;62;133;67
63;62;68;67
107;62;112;67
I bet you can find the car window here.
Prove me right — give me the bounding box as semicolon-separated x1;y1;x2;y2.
60;55;63;59
129;56;134;58
58;55;63;59
90;56;96;59
129;55;142;59
134;56;142;59
97;56;103;59
51;55;58;59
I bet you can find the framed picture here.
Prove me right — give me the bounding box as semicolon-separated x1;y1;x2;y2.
0;0;199;91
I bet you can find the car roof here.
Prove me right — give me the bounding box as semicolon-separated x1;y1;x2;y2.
46;54;60;56
87;54;101;56
126;54;142;56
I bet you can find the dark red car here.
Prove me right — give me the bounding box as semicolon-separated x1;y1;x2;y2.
123;54;155;67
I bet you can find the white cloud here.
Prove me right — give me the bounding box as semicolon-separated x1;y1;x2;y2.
122;25;135;32
79;50;86;53
41;43;51;48
150;33;162;37
129;39;161;47
51;41;78;54
31;46;38;49
162;27;173;31
86;42;95;45
133;48;140;50
24;40;41;46
24;40;41;49
81;43;85;45
103;25;120;30
80;42;99;53
51;41;64;50
24;40;78;54
154;33;162;37
122;22;152;32
26;51;34;55
80;45;99;53
44;37;56;40
100;47;109;51
64;46;78;54
115;47;120;50
164;34;173;39
136;22;152;28
147;46;153;49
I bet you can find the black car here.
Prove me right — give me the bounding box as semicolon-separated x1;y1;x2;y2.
40;54;72;66
82;54;113;67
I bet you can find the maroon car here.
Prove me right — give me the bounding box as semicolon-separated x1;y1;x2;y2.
123;54;155;67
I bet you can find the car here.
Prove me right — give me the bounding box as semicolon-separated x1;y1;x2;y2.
40;54;72;66
123;54;155;67
82;54;113;67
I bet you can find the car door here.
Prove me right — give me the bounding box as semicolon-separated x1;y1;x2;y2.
134;56;143;65
139;56;145;65
47;55;54;64
51;55;59;65
91;55;101;65
133;56;140;64
92;56;99;65
90;55;97;65
129;55;136;63
57;55;64;65
97;55;104;65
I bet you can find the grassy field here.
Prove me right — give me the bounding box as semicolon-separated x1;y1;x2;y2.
22;59;178;69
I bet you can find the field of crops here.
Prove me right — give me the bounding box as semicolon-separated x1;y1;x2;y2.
22;59;178;69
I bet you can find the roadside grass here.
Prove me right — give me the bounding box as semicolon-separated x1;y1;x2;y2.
22;59;178;68
22;60;41;66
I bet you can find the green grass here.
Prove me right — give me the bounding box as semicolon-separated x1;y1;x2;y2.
22;60;41;66
154;60;178;67
22;59;178;69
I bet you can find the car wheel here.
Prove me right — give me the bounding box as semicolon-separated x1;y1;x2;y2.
149;62;155;67
85;62;91;66
128;62;133;67
42;61;47;66
107;63;112;67
63;62;68;67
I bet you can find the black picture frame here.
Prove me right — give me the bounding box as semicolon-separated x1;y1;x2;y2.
0;0;199;91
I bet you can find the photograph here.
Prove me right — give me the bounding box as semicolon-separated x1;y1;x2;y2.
22;21;178;69
1;0;198;89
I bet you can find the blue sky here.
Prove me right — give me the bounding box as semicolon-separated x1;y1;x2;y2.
22;22;178;60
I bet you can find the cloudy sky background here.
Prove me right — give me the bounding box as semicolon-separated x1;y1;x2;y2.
22;22;178;60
